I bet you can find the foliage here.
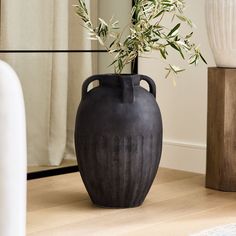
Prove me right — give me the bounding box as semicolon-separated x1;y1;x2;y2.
74;0;206;76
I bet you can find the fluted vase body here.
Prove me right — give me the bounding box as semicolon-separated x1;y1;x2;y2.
74;74;163;208
206;0;236;67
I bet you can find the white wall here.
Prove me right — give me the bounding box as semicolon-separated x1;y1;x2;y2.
139;0;215;174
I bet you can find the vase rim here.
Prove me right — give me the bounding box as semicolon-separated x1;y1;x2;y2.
90;73;142;87
91;73;139;76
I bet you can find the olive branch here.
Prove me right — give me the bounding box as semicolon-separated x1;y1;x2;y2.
74;0;207;77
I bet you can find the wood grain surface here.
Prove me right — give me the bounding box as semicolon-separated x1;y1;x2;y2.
27;168;236;235
207;67;236;191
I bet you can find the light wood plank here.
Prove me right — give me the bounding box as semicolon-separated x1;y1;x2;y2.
27;168;236;236
126;203;236;236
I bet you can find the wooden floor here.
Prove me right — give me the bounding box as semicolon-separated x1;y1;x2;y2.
27;168;236;236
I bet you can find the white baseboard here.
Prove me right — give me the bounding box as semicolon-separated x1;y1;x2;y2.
159;140;207;174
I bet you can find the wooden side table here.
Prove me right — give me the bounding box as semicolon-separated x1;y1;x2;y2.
206;67;236;191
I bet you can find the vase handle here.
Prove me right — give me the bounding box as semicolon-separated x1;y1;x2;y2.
82;75;101;99
140;75;156;98
120;76;135;103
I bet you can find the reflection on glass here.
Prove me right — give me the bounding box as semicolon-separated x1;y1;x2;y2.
0;0;132;173
0;0;132;50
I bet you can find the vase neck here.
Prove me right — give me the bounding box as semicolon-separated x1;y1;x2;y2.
98;74;140;87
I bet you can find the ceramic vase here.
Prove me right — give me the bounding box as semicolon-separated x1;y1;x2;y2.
206;0;236;67
0;60;26;236
74;74;163;208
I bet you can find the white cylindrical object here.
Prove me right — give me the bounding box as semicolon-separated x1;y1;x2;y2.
206;0;236;67
0;60;26;236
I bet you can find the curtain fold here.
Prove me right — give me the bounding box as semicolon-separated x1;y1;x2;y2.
48;1;69;165
0;0;97;166
65;0;98;160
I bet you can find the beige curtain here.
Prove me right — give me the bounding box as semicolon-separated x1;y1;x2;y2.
0;0;97;166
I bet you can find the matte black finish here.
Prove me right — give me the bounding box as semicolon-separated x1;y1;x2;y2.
75;74;163;208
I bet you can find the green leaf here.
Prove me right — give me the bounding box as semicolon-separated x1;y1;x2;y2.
185;32;193;39
176;15;193;27
167;41;179;51
200;53;207;64
74;0;205;75
99;18;108;26
108;59;118;67
160;48;167;59
167;23;181;37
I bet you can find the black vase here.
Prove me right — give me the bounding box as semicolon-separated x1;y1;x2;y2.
74;74;163;208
